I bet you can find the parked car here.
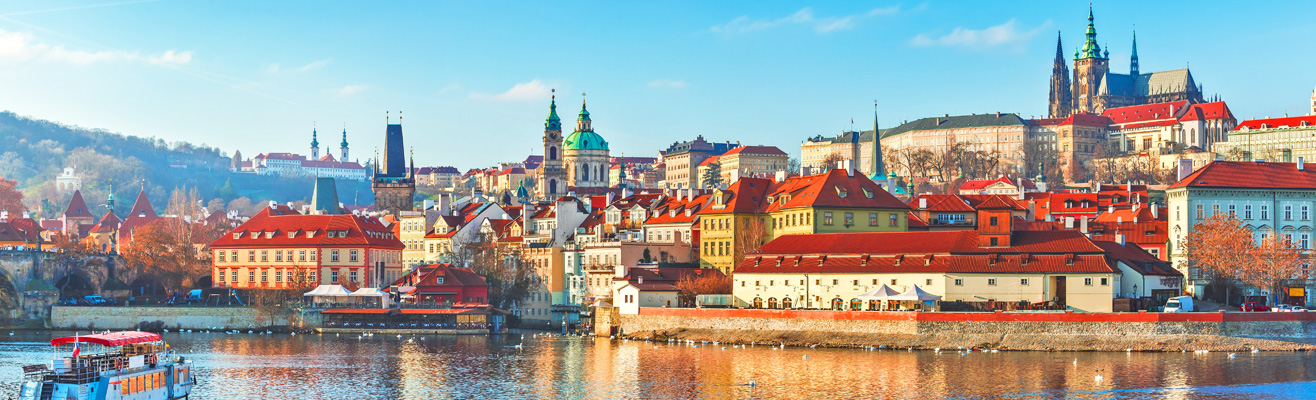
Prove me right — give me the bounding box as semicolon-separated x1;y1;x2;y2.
1241;302;1271;312
1272;304;1295;312
83;295;109;306
1164;296;1195;313
185;289;205;304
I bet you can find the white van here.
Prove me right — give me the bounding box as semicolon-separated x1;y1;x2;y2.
1164;296;1194;312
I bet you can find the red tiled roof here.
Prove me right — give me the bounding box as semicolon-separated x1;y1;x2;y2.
392;263;488;288
1120;120;1179;129
909;194;976;212
1060;112;1114;126
1102;100;1189;125
1093;241;1179;276
63;190;95;220
906;212;928;228
736;253;1114;274
721;145;787;157
89;210;122;233
645;194;711;224
1170;161;1316;189
262;153;305;161
1048;193;1099;215
958;176;1036;192
126;190;157;219
701;178;773;214
750;230;1104;256
1234;115;1316;131
698;155;720;167
210;205;403;248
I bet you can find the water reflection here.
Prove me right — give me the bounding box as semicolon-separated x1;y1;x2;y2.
2;331;1314;399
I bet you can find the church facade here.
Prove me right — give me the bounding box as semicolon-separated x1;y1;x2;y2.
1049;8;1205;118
536;93;610;198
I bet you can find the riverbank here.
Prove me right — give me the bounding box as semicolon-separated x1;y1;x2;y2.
614;308;1316;352
51;306;293;331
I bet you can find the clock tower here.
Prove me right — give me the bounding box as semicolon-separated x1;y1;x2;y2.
538;90;566;199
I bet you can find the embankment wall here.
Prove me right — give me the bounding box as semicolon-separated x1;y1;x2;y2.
52;306;291;330
617;308;1316;351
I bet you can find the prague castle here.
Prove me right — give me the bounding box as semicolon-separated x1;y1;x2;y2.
1049;8;1205;118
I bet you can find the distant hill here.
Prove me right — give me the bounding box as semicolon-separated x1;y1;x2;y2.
0;111;372;220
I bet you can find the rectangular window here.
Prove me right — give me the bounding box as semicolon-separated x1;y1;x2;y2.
218;251;226;262
832;279;838;285
1228;204;1236;216
1213;204;1220;217
309;270;316;283
260;269;267;282
248;270;255;283
218;271;225;282
275;250;283;262
331;270;339;283
954;279;963;286
824;212;833;225
990;216;998;226
231;271;237;283
1262;205;1269;220
1304;206;1310;220
350;270;358;282
1245;205;1253;219
1084;278;1093;286
1302;234;1311;249
740;281;745;287
852;280;859;286
925;279;933;286
275;270;283;282
310;250;317;261
756;281;761;286
844;213;853;226
890;279;897;285
987;278;997;286
260;250;268;262
889;213;898;227
1020;278;1029;286
1286;205;1293;220
248;251;255;262
1100;278;1109;286
350;250;359;262
990;237;999;246
869;213;878;226
299;250;307;261
331;250;340;262
1196;205;1204;219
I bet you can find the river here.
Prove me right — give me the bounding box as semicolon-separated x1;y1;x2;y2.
2;330;1315;399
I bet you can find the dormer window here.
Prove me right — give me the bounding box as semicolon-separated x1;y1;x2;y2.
233;232;243;239
862;188;873;199
287;231;296;238
836;187;848;198
307;230;316;238
265;231;275;239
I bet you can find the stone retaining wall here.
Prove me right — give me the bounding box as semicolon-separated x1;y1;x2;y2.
52;306;291;330
617;308;1316;351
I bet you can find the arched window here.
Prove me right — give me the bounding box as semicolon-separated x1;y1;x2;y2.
868;300;880;311
850;298;862;311
549;179;558;194
582;165;589;181
831;297;844;310
767;298;778;309
549;146;558;160
782;297;793;309
752;297;763;308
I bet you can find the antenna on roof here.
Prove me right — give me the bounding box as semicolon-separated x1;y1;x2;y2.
386;111;390;124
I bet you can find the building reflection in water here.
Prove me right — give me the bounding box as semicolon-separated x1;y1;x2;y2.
83;332;1316;399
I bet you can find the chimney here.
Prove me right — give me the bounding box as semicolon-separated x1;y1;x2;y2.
1152;204;1159;219
1116;234;1126;246
1117;216;1123;223
919;198;928;210
1177;158;1195;182
775;170;787;183
1064;216;1074;229
423;199;435;211
1300;157;1306;171
21;210;29;219
1027;199;1036;220
638;276;643;284
0;210;7;222
1108;205;1115;214
1127;181;1132;195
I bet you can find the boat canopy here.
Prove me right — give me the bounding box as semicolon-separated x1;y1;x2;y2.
50;331;161;347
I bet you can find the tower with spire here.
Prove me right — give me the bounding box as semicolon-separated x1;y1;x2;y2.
340;125;350;161
1130;29;1139;77
1048;31;1073;118
867;101;889;188
371;111;416;215
310;125;321;160
538;89;567;199
562;93;610;189
1071;7;1109;114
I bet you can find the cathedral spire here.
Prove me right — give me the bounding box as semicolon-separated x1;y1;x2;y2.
546;89;561;131
310;123;320;159
868;101;885;180
1130;28;1140;76
1053;31;1065;64
576;92;592;132
1077;6;1104;60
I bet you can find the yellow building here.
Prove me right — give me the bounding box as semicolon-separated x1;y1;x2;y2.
698;168;911;273
732;212;1120;312
717;145;789;183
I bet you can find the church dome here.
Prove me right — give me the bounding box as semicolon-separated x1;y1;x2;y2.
564;129;609;151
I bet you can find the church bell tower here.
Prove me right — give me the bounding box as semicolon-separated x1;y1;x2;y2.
538;90;566;199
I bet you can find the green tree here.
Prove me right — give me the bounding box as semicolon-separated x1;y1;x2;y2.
701;162;723;188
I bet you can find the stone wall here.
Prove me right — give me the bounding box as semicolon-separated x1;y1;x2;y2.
52;306;291;330
616;308;1316;351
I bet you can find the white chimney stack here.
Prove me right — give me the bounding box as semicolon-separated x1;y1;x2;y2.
1080;215;1089;234
1300;157;1306;171
1116;234;1126;246
1177;158;1195;182
775;170;787;183
919;198;928;210
1064;216;1074;229
1152;204;1159;219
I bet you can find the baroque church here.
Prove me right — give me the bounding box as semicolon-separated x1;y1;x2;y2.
1049;8;1205;118
537;91;610;199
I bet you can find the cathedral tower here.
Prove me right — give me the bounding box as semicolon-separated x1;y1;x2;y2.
1072;7;1109;114
1048;32;1073;118
1130;29;1140;77
538;90;567;199
371;113;416;215
340;126;350;160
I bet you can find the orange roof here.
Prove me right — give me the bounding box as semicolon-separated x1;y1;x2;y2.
63;190;95;220
721;145;787;157
1102;100;1188;125
210;205;403;249
1234;115;1316;131
698;155;721;167
1170;161;1316;189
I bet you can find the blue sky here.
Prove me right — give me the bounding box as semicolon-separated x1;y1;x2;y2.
2;0;1314;170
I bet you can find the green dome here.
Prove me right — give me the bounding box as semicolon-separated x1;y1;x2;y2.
564;130;609;151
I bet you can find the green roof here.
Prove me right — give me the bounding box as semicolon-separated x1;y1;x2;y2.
881;113;1028;139
564;130;608;151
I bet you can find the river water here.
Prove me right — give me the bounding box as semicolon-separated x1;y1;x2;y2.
2;330;1315;399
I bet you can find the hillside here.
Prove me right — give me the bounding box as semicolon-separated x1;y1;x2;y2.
0;111;373;219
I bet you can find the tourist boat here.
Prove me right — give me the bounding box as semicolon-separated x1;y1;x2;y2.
18;331;196;400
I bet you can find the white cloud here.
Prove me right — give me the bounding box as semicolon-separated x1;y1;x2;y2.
296;58;330;72
266;63;280;74
710;6;900;36
148;49;192;65
469;79;552;101
331;84;370;98
910;19;1047;51
647;79;688;89
0;28;195;66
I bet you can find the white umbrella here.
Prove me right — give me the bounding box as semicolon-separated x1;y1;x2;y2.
890;285;942;301
858;284;900;300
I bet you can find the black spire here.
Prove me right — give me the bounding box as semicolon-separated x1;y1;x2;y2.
1053;31;1065;63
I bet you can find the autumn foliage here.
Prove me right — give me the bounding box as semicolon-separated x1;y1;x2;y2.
0;177;24;214
120;218;214;294
1182;214;1308;304
674;272;732;306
